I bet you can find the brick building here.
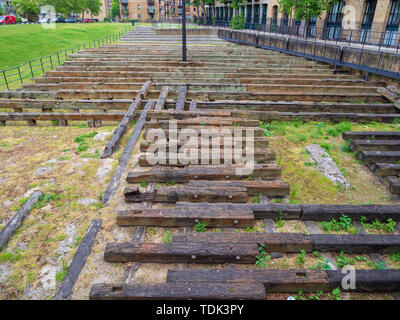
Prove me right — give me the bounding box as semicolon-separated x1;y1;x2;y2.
211;0;400;45
119;0;196;21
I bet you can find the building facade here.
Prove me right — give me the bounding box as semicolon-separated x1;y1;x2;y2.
211;0;400;46
119;0;196;21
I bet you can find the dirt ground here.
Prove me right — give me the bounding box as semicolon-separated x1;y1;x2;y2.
1;120;400;300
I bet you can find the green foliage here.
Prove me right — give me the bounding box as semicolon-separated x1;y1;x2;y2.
341;139;352;153
255;243;272;268
320;214;357;234
162;230;172;243
252;193;263;203
55;259;69;282
296;250;306;267
360;216;396;233
327;287;341;300
311;255;332;270
0;249;22;263
74;132;97;153
11;0;40;22
230;14;245;30
390;252;400;262
294;290;323;300
277;0;338;21
335;251;356;268
140;181;148;188
194;221;208;232
274;211;285;229
111;0;120;18
319;142;331;152
34;192;62;209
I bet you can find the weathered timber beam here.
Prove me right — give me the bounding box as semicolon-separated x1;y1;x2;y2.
104;242;259;263
350;140;400;152
126;164;281;183
101;100;155;205
123;186;248;203
155;86;169;110
167;268;331;293
175;86;187;111
0;190;43;250
185;180;290;196
54;219;102;300
89;283;266;300
116;208;254;227
343;131;400;140
359;151;400;164
101;81;151;158
172;232;313;252
373;163;400;176
301;204;400;221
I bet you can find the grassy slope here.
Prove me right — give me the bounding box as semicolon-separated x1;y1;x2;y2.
0;23;128;70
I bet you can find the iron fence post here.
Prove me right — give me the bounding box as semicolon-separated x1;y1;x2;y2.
40;58;44;73
3;71;9;90
29;61;34;79
18;66;22;84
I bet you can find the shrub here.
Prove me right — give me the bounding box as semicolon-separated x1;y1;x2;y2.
230;15;245;30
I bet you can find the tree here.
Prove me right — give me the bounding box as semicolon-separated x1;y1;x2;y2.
11;0;40;21
81;0;102;19
277;0;337;21
111;0;120;19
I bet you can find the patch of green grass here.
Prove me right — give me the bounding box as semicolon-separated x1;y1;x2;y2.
255;243;272;268
0;249;22;263
390;252;400;262
55;259;69;282
0;23;128;70
252;193;263;203
296;250;306;267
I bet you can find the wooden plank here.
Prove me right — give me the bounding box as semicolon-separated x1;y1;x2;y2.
89;282;266;300
138;150;275;166
0;190;43;250
342;131;400;140
116;208;254;227
383;176;400;194
126;164;281;183
139;137;269;151
174;202;302;220
145;118;260;128
373;163;400;176
54;219;102;300
189;100;197;111
311;234;400;253
155;86;169;110
172;232;313;252
100;96;142;158
123;186;249;203
167;268;331;293
0;112;124;122
185;180;290;196
101;100;155;204
175;86;187;111
301;204;400;221
327;270;400;292
360;151;400;163
143;127;266;139
350;140;400;151
104;242;259;263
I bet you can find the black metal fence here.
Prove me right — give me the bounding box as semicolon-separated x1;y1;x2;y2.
0;25;132;91
149;17;400;53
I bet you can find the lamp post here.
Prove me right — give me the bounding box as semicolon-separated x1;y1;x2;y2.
182;0;187;61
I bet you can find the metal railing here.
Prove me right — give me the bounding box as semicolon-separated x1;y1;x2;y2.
0;25;132;91
147;17;400;54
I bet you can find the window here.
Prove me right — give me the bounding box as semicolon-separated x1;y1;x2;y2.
384;0;400;46
138;5;141;9
360;0;377;43
325;0;344;40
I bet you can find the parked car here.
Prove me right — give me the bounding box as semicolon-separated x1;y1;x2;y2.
56;17;65;23
65;17;76;23
39;17;50;24
90;18;98;22
0;15;17;25
83;18;93;23
20;17;28;24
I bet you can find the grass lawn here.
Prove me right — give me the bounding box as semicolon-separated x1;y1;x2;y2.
0;23;129;70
